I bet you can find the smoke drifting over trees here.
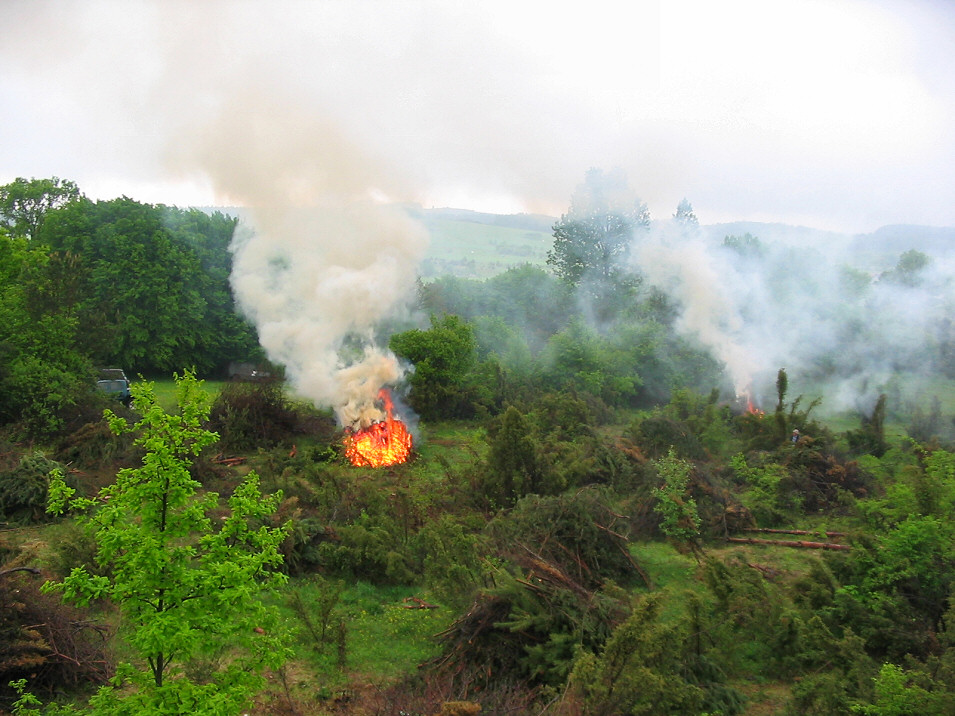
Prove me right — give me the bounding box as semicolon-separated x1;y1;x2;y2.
532;168;955;416
627;198;955;413
1;1;952;425
227;203;427;429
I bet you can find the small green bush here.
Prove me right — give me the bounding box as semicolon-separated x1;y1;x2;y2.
0;452;68;523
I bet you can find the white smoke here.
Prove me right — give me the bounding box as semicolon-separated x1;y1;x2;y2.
171;88;428;428
630;215;955;413
632;220;762;396
228;202;427;428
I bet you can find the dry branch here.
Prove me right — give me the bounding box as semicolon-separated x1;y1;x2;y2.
403;596;438;609
0;566;42;578
212;453;246;466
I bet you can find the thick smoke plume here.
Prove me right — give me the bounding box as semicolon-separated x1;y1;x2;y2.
228;202;426;428
175;93;428;428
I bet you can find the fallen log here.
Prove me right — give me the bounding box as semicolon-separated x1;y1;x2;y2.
212;453;246;466
0;566;42;578
743;528;847;538
727;536;850;551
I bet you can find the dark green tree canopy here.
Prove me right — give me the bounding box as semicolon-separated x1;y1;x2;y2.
721;232;764;259
390;313;478;420
38;196;257;375
879;249;931;287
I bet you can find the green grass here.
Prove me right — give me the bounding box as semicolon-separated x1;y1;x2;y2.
283;578;452;687
630;541;704;622
137;377;225;412
416;421;485;457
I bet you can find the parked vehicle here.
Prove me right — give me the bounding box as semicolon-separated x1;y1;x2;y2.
96;368;132;406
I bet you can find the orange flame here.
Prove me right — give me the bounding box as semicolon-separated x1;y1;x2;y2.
343;388;413;467
739;389;764;416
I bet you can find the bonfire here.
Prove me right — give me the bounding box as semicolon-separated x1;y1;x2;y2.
343;388;413;467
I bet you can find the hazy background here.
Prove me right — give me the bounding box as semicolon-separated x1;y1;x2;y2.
1;0;954;233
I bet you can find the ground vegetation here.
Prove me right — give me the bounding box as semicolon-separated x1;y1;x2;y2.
2;176;955;714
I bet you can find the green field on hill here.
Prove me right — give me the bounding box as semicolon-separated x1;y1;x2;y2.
420;215;552;279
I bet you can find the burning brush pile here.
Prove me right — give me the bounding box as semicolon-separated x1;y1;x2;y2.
342;388;413;467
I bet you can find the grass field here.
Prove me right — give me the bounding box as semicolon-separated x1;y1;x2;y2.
421;217;551;280
142;377;226;412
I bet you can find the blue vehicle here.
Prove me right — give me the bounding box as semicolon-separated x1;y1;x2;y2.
96;368;132;406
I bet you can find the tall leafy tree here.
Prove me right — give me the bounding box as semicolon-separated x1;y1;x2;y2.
547;167;650;286
540;319;642;406
421;265;575;354
160;207;259;371
652;448;702;548
0;234;91;435
0;176;80;241
879;249;931;287
389;313;477;419
44;372;290;713
40;198;257;374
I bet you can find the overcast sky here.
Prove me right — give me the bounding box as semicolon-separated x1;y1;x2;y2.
1;0;954;234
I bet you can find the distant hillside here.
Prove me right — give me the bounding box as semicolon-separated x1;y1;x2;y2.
416;207;555;280
702;221;850;247
206;206;953;280
418;207;555;233
704;220;955;269
850;224;955;256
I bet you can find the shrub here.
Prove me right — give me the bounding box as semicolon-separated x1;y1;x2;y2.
54;416;136;471
209;380;332;452
628;414;707;461
566;596;731;716
0;453;69;524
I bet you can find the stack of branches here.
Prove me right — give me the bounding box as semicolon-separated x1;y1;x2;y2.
627;460;755;540
0;566;112;700
784;449;872;512
691;463;757;537
490;489;650;590
512;543;593;601
429;589;518;693
427;491;644;693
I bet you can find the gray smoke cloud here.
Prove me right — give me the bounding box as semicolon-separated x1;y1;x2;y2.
2;0;953;425
226;202;427;428
630;215;955;413
5;1;955;232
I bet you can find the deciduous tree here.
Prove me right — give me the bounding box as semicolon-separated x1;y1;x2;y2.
390;314;477;420
0;177;80;241
547;168;649;287
43;372;290;714
652;448;702;548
